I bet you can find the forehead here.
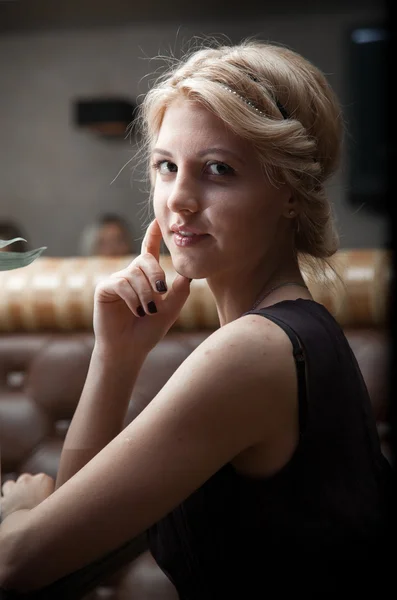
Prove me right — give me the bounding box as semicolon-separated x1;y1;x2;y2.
155;97;254;157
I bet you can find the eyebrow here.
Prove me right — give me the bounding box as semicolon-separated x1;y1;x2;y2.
152;147;246;166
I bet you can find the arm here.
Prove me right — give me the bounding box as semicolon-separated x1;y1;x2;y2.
0;314;297;592
56;219;190;488
55;349;146;488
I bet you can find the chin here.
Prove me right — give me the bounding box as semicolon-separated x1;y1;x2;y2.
170;254;212;281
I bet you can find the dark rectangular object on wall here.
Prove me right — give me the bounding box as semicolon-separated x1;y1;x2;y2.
346;25;389;215
73;98;136;136
74;99;135;125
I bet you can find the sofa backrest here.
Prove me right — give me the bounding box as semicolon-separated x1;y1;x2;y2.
0;249;392;482
0;249;391;331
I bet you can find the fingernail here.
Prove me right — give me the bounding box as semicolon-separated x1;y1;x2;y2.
137;305;146;317
155;280;167;293
147;301;157;314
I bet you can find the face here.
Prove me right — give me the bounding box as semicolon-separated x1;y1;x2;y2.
95;222;131;256
152;98;292;280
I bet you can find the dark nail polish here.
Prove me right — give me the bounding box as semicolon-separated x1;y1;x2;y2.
137;305;146;317
147;301;157;314
155;280;167;293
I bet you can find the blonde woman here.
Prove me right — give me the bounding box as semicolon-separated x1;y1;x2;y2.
0;39;392;598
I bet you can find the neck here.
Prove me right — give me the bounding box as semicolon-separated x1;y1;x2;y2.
207;252;306;327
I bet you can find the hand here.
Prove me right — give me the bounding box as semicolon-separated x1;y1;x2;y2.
1;473;55;521
93;219;191;356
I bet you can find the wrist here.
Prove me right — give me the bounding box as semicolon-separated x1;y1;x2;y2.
88;345;146;397
0;508;30;533
91;343;147;369
0;509;31;590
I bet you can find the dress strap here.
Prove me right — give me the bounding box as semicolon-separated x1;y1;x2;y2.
249;309;308;436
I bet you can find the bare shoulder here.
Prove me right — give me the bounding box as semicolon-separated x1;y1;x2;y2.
209;314;300;475
192;311;297;379
156;310;299;437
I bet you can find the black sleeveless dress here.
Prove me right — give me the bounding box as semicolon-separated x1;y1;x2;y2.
147;299;394;598
1;300;393;599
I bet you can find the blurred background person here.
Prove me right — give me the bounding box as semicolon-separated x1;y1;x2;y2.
0;221;29;253
79;213;135;257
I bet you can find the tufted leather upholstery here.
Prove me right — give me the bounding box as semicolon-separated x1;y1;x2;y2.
0;250;392;599
0;331;211;483
0;250;391;331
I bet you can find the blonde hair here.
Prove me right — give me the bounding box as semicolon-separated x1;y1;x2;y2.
137;38;344;266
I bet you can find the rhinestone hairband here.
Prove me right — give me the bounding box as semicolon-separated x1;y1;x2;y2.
219;83;289;120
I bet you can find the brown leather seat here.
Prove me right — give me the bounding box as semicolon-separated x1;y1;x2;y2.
0;250;392;598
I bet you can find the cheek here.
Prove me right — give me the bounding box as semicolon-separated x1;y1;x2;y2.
152;190;169;239
152;175;167;207
223;195;279;245
221;194;266;227
152;189;165;220
247;191;282;223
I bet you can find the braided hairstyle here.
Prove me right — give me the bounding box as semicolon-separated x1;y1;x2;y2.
139;39;344;265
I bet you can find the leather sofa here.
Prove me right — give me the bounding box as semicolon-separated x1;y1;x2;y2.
0;249;392;599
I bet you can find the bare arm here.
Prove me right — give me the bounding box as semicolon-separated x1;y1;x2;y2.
56;219;191;488
0;315;297;592
56;348;146;489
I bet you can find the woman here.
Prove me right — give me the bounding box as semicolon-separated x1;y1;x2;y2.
0;39;392;598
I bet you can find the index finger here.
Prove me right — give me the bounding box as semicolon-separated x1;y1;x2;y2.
141;218;163;261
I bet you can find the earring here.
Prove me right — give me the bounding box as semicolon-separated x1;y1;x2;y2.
288;209;295;217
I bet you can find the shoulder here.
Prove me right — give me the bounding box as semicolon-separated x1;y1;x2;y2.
188;311;297;381
124;311;300;472
153;311;299;437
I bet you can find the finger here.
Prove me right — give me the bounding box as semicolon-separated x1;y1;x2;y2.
34;473;56;494
1;480;16;495
141;219;163;262
171;273;192;295
115;267;159;315
97;277;143;318
164;273;192;314
16;473;32;483
134;253;167;295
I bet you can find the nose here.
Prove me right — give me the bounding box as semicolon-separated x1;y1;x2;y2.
166;172;201;215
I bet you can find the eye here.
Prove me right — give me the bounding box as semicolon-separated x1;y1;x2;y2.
152;160;177;175
206;162;235;176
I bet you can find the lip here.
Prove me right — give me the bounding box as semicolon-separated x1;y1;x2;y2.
170;224;207;236
173;232;210;248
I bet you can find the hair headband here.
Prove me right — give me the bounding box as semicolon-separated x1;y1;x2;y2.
219;75;289;120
